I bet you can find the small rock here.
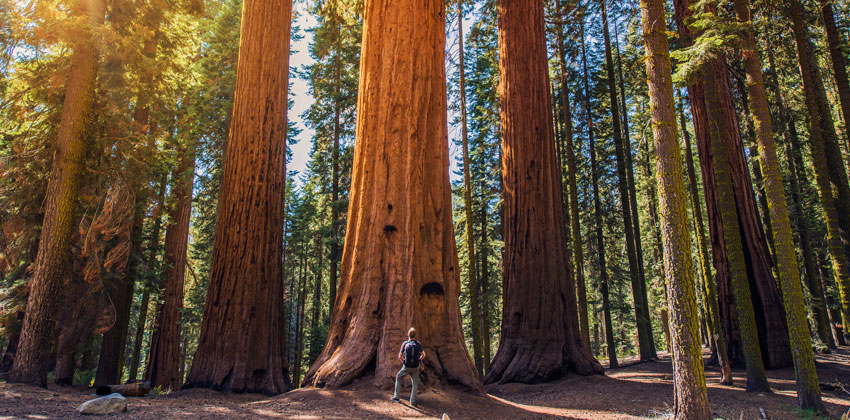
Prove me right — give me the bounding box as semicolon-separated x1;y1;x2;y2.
442;414;451;420
77;393;127;415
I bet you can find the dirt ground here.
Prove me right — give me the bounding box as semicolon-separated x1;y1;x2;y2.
1;349;848;419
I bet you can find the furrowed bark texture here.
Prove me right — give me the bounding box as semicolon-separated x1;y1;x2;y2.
484;0;603;384
302;0;481;391
7;0;105;387
183;0;292;395
734;0;825;410
672;0;792;370
147;148;195;390
704;58;771;392
640;0;711;417
679;94;732;385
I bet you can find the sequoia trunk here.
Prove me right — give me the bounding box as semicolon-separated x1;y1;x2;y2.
483;0;603;384
183;0;292;395
302;0;480;391
146;147;195;390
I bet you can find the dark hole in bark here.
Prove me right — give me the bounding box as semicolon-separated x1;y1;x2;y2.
387;203;393;211
252;369;267;379
384;225;397;233
419;282;444;296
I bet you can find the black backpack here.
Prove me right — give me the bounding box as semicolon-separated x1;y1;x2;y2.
403;340;422;368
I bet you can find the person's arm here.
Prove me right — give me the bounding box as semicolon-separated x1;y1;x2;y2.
398;343;405;362
420;347;427;361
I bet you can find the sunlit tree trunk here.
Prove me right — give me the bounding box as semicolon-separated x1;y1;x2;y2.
184;0;293;394
303;0;480;391
734;0;825;410
7;0;105;387
819;0;850;147
639;0;711;417
484;0;602;384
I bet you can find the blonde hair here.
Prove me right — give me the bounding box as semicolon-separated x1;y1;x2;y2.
408;328;416;339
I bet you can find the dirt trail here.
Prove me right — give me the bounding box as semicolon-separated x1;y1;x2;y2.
1;349;848;419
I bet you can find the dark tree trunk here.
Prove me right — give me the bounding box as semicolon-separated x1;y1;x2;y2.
679;93;732;385
94;219;142;387
580;19;617;370
484;0;602;384
127;178;166;382
554;0;588;348
183;0;293;395
600;0;655;361
146;147;195;390
7;0;105;387
303;0;481;391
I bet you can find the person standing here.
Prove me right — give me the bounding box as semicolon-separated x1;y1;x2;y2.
392;328;426;406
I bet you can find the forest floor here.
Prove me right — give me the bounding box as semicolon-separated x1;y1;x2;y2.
1;348;849;419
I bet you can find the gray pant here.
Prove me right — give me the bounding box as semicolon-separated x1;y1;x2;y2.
392;365;420;405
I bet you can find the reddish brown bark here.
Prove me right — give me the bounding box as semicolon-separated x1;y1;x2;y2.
7;0;105;387
302;0;480;391
146;147;195;390
183;0;292;395
484;0;602;384
671;0;791;370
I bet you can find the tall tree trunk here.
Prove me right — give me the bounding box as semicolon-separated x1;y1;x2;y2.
303;0;480;391
820;0;850;145
127;177;167;382
679;93;732;385
600;0;655;361
579;19;617;369
7;0;105;387
764;42;835;349
457;0;483;377
614;16;654;358
479;200;492;370
328;18;342;320
785;0;850;342
183;0;293;395
639;1;711;416
146;147;195;391
94;220;141;387
483;0;602;384
672;0;792;371
734;0;825;410
555;0;589;348
704;55;772;392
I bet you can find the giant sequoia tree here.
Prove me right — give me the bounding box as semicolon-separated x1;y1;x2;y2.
302;0;480;390
7;0;106;387
484;0;602;384
183;0;293;395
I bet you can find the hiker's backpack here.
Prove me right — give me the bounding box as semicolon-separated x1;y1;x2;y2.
403;340;422;368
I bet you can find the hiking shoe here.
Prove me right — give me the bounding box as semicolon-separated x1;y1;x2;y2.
391;397;400;403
